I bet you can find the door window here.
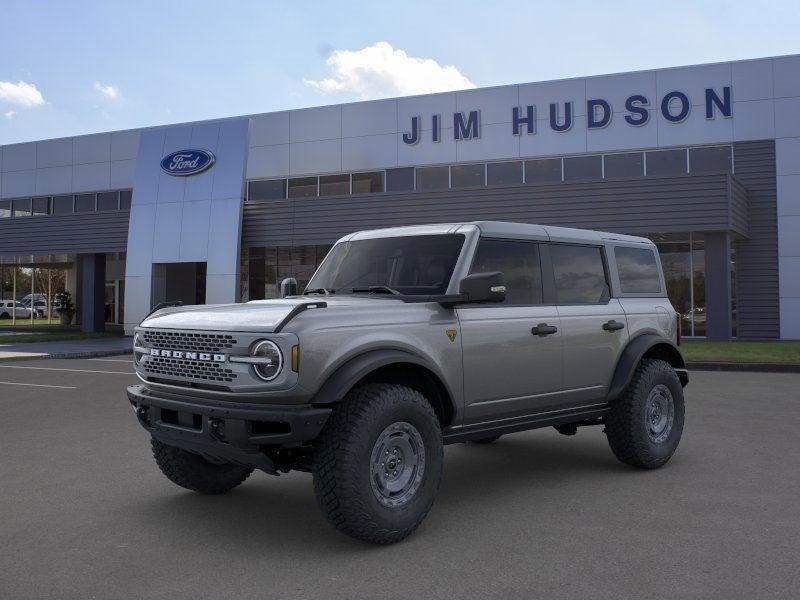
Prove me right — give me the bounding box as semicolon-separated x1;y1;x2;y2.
469;240;542;304
614;246;662;294
550;244;609;304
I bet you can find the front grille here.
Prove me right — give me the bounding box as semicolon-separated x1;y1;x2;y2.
141;330;237;353
142;356;238;383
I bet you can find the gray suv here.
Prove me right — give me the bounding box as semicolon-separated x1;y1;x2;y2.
128;221;688;544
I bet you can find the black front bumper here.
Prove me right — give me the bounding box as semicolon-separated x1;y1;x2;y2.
127;384;331;473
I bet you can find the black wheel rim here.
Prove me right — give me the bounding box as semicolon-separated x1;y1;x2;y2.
369;421;426;508
645;384;675;444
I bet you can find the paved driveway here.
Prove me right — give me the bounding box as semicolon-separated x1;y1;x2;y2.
0;361;798;599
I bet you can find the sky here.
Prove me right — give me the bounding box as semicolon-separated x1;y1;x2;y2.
1;0;799;145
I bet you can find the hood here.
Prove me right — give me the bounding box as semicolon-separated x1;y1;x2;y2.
139;296;411;332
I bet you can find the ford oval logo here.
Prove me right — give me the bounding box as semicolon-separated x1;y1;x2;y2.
160;149;216;176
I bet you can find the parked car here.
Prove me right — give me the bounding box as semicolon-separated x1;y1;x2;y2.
20;297;48;318
0;301;32;320
128;221;688;544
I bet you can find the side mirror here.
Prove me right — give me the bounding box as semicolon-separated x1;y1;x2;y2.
458;272;506;304
280;277;298;298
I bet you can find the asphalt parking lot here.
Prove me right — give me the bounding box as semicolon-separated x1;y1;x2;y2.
1;359;798;600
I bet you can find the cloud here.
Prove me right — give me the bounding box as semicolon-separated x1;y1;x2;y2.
93;82;121;100
4;110;17;119
304;41;475;100
0;80;44;107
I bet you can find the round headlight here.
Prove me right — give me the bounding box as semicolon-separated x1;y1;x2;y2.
252;340;283;381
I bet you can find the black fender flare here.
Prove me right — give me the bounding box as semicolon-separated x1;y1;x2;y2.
606;334;688;402
310;348;456;409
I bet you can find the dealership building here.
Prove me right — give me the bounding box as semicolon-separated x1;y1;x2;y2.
1;54;799;340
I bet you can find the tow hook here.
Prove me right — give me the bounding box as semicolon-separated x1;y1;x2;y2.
209;418;226;442
135;406;150;427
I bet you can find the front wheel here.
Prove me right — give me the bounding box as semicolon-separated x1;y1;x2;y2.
605;358;685;469
312;383;443;544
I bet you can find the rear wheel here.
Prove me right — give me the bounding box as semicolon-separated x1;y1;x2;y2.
312;383;443;544
605;358;685;469
151;438;253;494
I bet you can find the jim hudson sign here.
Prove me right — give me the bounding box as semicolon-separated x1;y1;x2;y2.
401;86;732;145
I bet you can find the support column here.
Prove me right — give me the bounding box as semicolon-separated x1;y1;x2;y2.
704;232;732;341
80;254;106;333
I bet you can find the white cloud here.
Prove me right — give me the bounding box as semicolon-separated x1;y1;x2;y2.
93;82;121;100
304;41;475;100
0;80;44;107
4;110;17;119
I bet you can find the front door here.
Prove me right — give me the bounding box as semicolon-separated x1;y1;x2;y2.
458;239;563;424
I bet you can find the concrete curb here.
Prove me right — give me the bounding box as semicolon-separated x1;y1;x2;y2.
687;361;800;373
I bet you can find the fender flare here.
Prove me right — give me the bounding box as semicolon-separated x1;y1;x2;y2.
606;334;688;402
311;348;456;409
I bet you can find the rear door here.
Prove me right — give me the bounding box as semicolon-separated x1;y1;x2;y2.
547;243;628;405
458;239;563;424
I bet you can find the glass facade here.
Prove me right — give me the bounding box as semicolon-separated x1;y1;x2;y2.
244;244;333;300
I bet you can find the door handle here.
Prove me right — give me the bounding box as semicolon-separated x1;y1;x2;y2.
602;320;625;332
531;323;558;336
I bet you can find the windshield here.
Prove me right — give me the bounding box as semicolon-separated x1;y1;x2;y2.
306;234;465;296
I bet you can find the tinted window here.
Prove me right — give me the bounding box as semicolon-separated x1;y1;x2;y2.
525;158;562;183
74;194;96;212
52;195;73;214
13;198;32;217
615;246;662;294
604;152;644;178
98;191;119;211
487;161;523;186
32;197;50;215
120;190;132;210
288;177;317;198
249;179;286;201
646;149;686;176
308;234;464;296
0;200;10;218
470;240;542;305
451;163;484;188
319;174;350;196
563;155;602;181
690;145;732;174
386;167;415;192
551;244;608;304
352;172;384;194
416;166;449;191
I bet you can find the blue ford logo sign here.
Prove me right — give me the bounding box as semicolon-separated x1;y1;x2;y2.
160;149;215;176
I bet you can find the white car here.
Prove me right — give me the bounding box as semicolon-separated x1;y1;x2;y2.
0;301;32;320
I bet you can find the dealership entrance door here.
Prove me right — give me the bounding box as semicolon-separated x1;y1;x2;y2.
151;262;207;309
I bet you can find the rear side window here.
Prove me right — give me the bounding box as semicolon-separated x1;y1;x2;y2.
470;239;542;304
614;246;662;294
550;244;608;304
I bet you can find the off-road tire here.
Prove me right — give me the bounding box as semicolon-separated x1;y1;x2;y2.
471;434;502;444
151;438;253;494
605;358;685;469
312;383;443;544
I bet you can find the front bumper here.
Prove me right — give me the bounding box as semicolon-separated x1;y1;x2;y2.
127;384;331;473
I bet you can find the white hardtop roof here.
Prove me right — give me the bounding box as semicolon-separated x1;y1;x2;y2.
344;221;653;246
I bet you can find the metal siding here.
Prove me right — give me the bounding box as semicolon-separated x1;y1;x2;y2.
729;177;750;237
732;140;780;339
0;210;130;256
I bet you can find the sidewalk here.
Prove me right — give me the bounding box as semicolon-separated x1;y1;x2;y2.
0;336;132;361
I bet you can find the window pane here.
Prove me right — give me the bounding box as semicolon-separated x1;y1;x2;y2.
416;166;449;191
52;195;74;214
248;247;266;300
604;152;644;178
615;246;662;293
551;244;608;304
98;191;119;211
32;197;50;216
451;163;485;188
469;240;542;304
690;145;732;174
0;200;11;218
319;174;350;196
119;190;132;210
74;194;96;212
352;172;384;194
249;179;286;201
692;233;706;337
525;158;561;183
646;149;686;176
13;198;32;217
386;167;414;192
487;161;523;186
288;177;317;198
564;155;602;181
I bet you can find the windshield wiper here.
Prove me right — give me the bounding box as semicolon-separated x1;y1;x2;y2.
349;285;401;295
303;287;335;295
